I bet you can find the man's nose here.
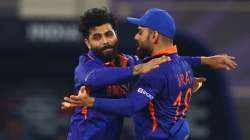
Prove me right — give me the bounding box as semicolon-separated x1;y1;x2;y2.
102;36;108;44
134;34;139;40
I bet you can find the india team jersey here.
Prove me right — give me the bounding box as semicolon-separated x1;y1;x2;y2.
93;46;195;140
133;52;194;139
68;50;138;140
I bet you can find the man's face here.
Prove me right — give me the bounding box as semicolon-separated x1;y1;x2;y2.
85;23;118;62
134;26;153;59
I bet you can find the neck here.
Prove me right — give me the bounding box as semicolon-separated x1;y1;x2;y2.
151;43;174;56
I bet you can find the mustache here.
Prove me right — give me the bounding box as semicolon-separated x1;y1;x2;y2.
99;45;114;52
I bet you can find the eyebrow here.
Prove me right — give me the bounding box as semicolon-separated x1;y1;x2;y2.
91;30;114;36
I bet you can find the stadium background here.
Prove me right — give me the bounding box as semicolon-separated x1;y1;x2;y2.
0;0;249;140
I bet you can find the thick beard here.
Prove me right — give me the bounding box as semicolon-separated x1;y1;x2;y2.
136;35;153;59
91;45;117;62
136;44;152;59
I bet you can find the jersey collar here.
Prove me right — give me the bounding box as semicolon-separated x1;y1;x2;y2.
143;45;178;62
153;45;177;56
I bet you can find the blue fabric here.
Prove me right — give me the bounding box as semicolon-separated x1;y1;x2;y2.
74;51;134;89
168;119;189;140
94;53;194;139
68;50;199;140
67;51;137;140
127;8;176;39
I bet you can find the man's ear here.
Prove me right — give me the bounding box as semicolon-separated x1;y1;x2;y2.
114;30;119;42
152;31;159;44
84;39;91;49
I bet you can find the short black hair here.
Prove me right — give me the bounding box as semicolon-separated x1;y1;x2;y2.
79;8;117;38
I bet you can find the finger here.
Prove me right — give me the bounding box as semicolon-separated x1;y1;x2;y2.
160;55;171;62
224;59;236;69
154;57;167;65
62;101;71;108
64;96;71;102
80;86;87;95
193;82;203;93
226;55;236;60
153;65;160;69
153;56;166;62
61;102;80;110
165;56;171;61
61;102;74;110
196;77;207;82
64;96;82;104
227;59;237;67
70;95;82;100
233;61;237;66
221;58;234;69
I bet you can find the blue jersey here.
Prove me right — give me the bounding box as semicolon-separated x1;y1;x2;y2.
93;46;195;140
67;51;138;140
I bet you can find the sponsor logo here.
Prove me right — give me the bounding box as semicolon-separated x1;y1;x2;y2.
137;88;154;100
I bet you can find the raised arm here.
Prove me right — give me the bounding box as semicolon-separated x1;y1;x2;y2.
181;54;237;70
75;55;169;88
63;70;163;116
74;64;134;88
200;54;237;70
181;56;201;67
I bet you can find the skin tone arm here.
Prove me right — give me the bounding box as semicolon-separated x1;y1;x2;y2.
61;77;206;110
201;54;237;70
132;55;170;75
77;54;236;88
62;54;237;109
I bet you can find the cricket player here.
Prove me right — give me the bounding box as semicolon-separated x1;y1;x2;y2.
63;8;237;140
64;8;237;140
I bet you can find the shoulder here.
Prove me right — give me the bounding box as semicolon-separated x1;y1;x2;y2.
141;62;175;81
140;67;165;82
79;53;93;64
123;54;140;65
75;54;102;73
79;53;103;67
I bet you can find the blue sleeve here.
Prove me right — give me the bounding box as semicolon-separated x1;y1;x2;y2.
93;70;163;116
181;56;201;67
74;56;134;89
126;55;141;65
94;92;149;116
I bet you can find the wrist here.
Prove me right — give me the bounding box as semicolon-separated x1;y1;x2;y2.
133;64;142;75
201;56;209;65
87;97;95;107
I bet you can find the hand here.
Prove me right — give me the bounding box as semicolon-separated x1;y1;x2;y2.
201;54;237;70
133;55;171;75
193;77;206;93
61;86;95;110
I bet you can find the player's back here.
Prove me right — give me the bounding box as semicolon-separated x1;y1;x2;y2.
157;54;194;123
134;54;194;140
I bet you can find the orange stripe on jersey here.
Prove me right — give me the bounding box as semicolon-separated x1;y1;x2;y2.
173;90;182;121
81;86;91;119
117;53;129;67
153;45;177;56
182;88;192;114
149;101;158;131
105;53;129;68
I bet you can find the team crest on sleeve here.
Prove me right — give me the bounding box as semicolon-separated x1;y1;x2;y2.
137;88;154;100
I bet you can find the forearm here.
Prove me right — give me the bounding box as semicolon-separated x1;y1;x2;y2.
84;67;134;87
93;98;134;116
91;93;149;116
200;56;210;65
181;56;201;67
